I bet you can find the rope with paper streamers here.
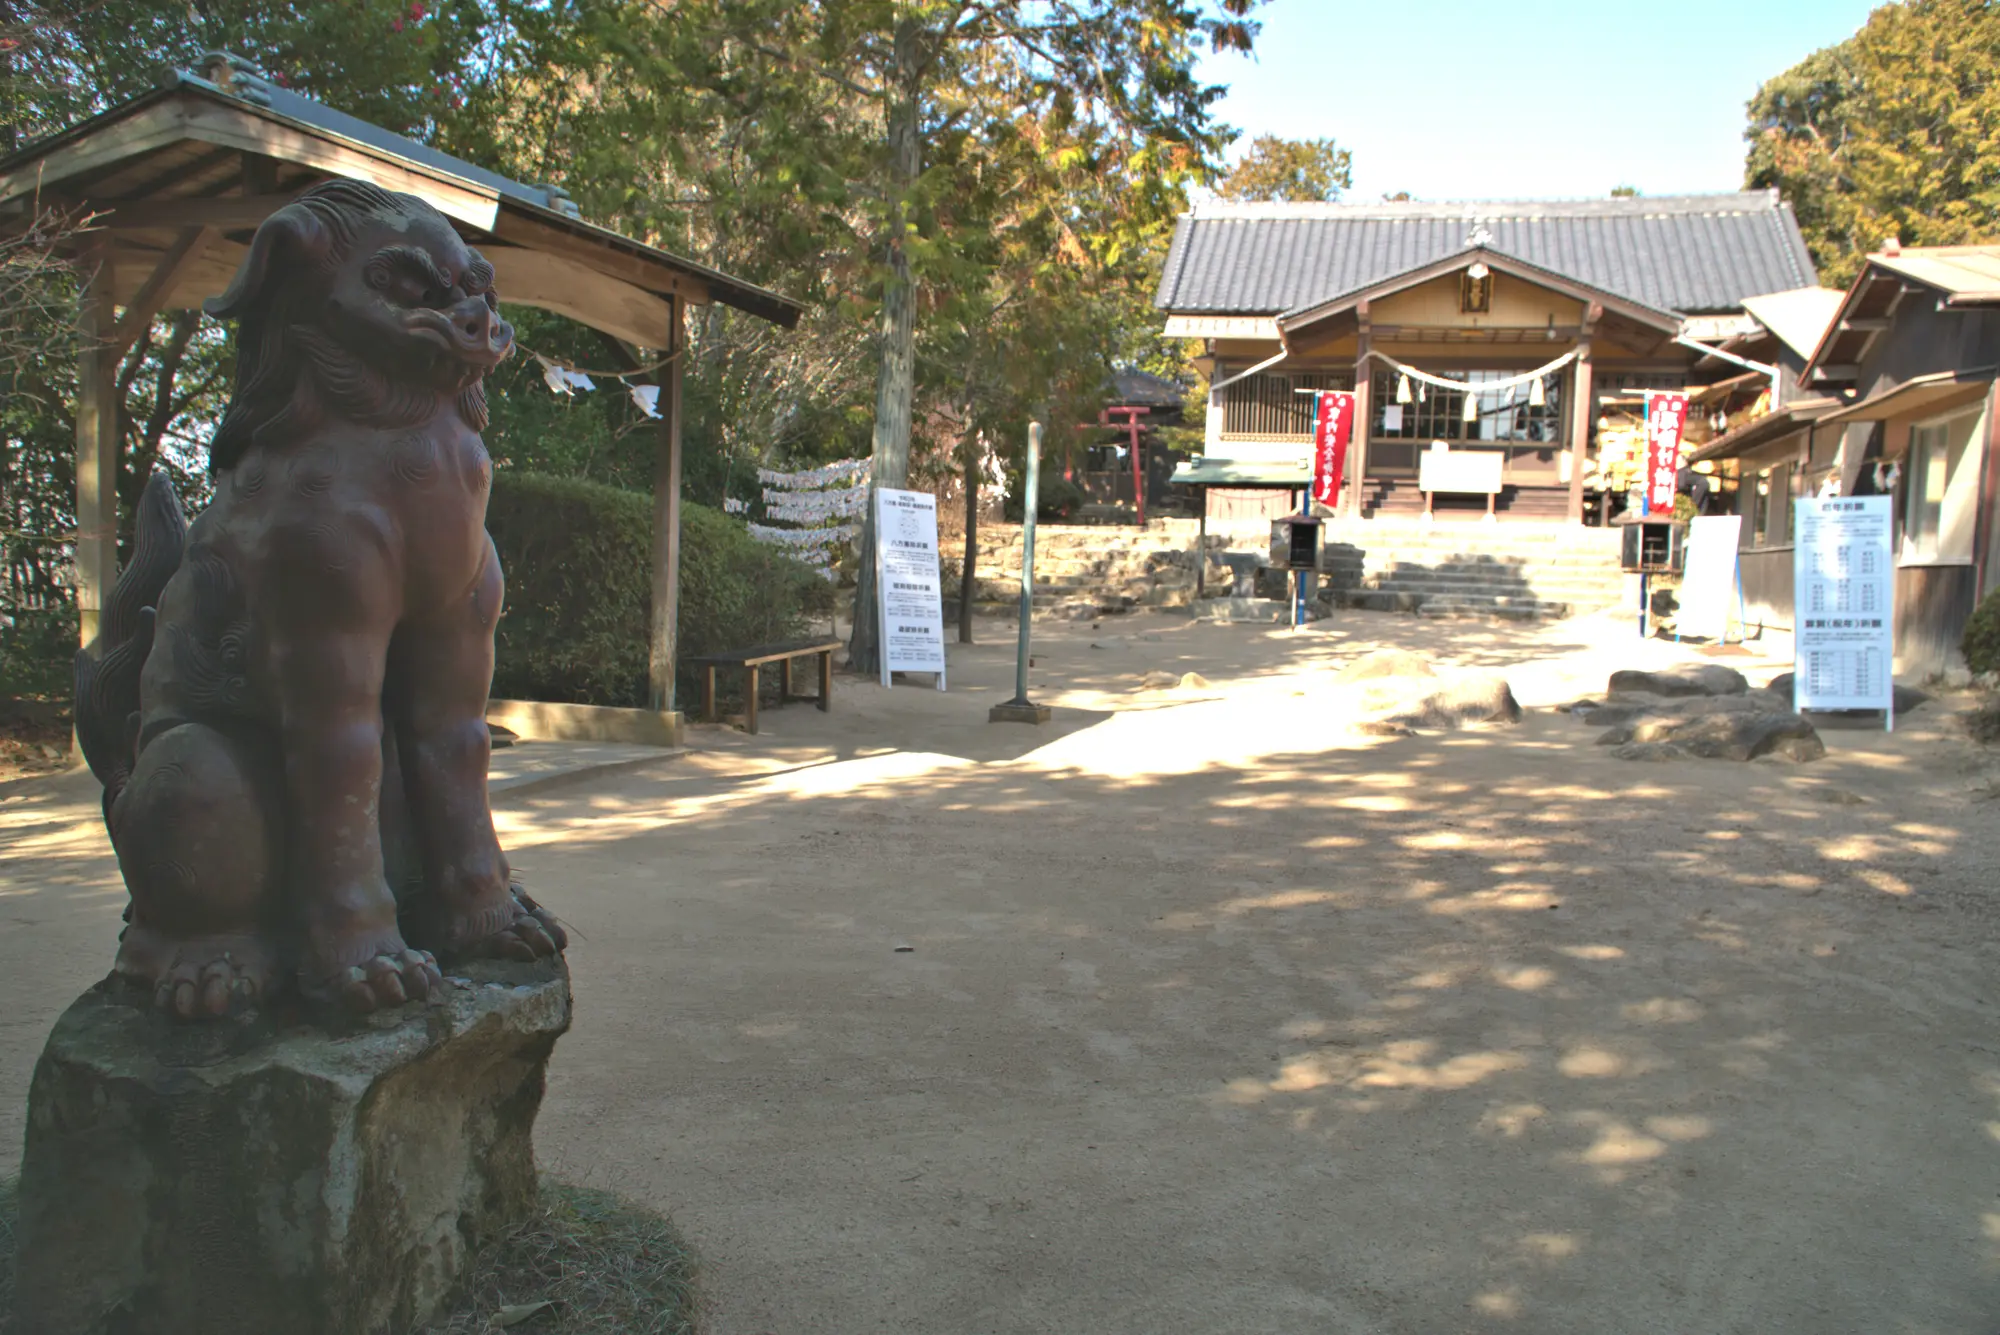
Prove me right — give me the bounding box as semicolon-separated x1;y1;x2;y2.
1368;348;1577;397
526;344;685;420
731;458;872;582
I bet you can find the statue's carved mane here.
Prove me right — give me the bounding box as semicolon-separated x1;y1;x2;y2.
207;179;488;473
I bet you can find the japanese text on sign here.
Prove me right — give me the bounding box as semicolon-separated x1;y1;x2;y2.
1311;390;1355;509
873;487;948;689
1792;495;1892;713
1644;392;1690;514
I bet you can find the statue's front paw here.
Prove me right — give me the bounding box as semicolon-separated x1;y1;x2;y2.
463;884;567;961
302;939;442;1015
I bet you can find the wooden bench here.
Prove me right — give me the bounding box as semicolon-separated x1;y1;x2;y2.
691;639;841;734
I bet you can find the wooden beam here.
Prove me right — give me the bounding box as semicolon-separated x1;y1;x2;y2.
1567;338;1593;524
101;196;289;231
108;240;242;310
105;144;241;201
482;245;678;351
75;245;120;648
649;295;686;714
109;226;215;355
0;101;190;207
178;99;499;229
1811;364;1860;381
490;210;711;307
1838;316;1890;332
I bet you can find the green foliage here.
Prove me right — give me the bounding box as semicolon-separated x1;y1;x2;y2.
485;471;828;707
1218;136;1353;203
1746;0;2000;286
0;606;78;698
1962;588;2000;678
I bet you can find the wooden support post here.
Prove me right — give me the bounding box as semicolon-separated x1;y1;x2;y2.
1349;308;1372;518
647;295;685;712
75;246;118;648
1566;333;1595;525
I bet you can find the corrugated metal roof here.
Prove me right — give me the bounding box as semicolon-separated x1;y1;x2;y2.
1739;286;1845;361
1870;246;2000;302
1156;191;1817;318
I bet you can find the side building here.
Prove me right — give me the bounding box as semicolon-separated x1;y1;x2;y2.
1697;244;2000;675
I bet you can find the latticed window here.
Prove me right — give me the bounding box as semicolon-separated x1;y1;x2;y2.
1369;368;1564;444
1221;370;1354;438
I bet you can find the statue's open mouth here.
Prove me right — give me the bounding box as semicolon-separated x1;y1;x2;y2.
403;308;513;369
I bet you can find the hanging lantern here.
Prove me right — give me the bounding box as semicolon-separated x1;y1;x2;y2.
1461;390;1480;423
1418;381;1428;403
1528;376;1546;408
1396;373;1413;404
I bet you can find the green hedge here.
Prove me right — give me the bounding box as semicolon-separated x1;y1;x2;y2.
1965;588;2000;678
0;606;78;699
486;471;831;707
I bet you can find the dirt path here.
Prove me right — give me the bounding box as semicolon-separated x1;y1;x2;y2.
4;609;1998;1333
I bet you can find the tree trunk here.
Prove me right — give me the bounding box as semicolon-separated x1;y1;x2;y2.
958;429;979;643
847;18;923;677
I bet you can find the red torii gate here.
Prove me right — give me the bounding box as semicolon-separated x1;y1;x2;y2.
1078;405;1151;527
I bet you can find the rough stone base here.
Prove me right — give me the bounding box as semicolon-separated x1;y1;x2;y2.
16;956;572;1335
990;700;1053;724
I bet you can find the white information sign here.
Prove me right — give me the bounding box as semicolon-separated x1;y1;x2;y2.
1792;495;1893;715
1677;515;1742;642
874;487;948;689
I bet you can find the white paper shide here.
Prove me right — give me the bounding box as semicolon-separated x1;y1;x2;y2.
1792;496;1893;713
874;487;948;689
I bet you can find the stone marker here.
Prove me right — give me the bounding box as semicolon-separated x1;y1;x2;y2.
16;959;570;1335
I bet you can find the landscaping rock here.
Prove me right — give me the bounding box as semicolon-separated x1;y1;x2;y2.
1335;649;1436;683
1138;671;1179;690
15;956;571;1335
1606;665;1749;697
1363;672;1523;732
1194;597;1287;624
1597;709;1825;762
1763;672;1930;715
1582;691;1787;728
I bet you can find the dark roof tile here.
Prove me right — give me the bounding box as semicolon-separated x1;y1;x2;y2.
1156;192;1817;317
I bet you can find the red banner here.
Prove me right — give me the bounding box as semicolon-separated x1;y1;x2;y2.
1644;391;1690;514
1312;390;1355;509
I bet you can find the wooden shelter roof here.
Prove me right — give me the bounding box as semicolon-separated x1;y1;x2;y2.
0;62;804;348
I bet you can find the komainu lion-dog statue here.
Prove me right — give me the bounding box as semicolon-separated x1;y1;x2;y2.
74;179;564;1020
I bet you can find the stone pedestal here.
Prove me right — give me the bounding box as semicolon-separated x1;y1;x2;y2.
15;957;571;1335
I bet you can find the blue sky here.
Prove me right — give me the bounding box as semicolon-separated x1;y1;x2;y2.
1196;0;1882;202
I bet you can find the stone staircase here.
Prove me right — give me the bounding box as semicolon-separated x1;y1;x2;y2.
944;520;1627;622
1319;519;1625;620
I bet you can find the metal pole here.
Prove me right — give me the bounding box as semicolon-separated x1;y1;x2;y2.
1294;487;1309;630
1014;421;1041;704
